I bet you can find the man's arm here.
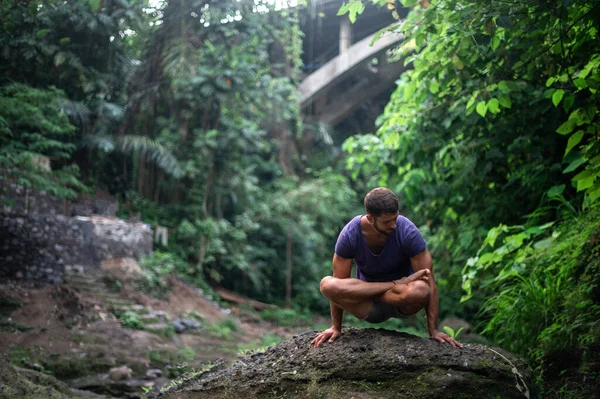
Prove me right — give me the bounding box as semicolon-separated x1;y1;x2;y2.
312;254;352;347
330;254;352;330
411;249;462;348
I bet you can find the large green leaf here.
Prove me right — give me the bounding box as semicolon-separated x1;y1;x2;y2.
565;131;584;155
476;101;487;117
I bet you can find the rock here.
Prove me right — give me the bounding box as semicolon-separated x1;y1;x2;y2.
92;199;118;217
100;257;142;281
159;328;533;399
0;212;153;285
109;365;132;381
172;319;186;333
0;355;75;399
145;369;163;380
181;318;202;329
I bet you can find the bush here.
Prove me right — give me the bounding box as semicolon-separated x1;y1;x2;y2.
137;251;181;298
118;311;144;330
206;318;238;340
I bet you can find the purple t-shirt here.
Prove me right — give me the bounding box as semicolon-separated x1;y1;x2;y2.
334;215;427;282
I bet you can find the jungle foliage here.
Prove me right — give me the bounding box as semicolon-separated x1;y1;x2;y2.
341;0;600;395
0;0;356;312
2;0;599;395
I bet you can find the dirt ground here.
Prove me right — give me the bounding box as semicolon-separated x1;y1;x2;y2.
0;276;309;399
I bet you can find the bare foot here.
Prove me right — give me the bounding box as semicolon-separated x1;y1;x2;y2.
394;269;430;285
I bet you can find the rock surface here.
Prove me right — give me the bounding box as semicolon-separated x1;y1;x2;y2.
0;213;152;284
159;328;533;399
0;355;109;398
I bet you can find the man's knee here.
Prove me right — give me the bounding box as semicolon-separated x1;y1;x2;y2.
408;280;430;302
320;276;338;298
391;279;429;305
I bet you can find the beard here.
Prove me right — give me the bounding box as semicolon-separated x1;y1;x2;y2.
374;221;393;236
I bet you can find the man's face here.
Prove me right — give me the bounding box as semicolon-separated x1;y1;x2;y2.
372;212;398;236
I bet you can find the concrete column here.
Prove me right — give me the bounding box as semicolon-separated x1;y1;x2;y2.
339;18;352;54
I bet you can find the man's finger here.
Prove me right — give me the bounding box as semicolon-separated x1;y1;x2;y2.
444;336;462;348
315;334;328;348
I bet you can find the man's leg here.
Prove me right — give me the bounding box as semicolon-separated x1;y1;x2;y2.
378;279;430;315
319;270;430;319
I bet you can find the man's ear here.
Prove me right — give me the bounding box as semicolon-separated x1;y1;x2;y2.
366;214;374;224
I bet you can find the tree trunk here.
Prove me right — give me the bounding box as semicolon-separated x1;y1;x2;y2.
137;154;145;196
198;160;213;268
285;229;292;309
154;170;162;203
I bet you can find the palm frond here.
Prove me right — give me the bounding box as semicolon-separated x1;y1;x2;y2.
119;135;183;178
80;133;115;152
58;98;91;126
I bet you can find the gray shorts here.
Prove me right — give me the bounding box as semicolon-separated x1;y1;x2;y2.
362;301;409;324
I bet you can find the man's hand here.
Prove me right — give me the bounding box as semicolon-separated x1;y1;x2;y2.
430;330;463;348
311;327;341;348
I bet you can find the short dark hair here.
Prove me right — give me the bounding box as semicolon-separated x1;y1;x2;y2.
364;187;398;216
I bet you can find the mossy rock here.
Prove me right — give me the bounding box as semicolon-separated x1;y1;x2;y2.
0;355;105;398
159;328;533;399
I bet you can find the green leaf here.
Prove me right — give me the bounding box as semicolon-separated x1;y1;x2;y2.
574;78;587;89
476;101;487;117
556;119;575;135
552;89;564;107
466;93;477;110
572;169;594;181
487;98;500;114
36;29;51;38
576;175;595;191
568;107;593;125
347;1;366;23
498;94;512;108
563;94;575;112
491;36;500;51
563;155;587;174
337;3;350;16
589;186;600;201
546;185;565;197
565;131;584;155
429;81;440;94
443;326;455;336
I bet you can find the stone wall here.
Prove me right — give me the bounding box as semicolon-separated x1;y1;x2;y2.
0;179;67;215
0;214;85;284
77;216;153;266
0;214;153;284
0;176;118;217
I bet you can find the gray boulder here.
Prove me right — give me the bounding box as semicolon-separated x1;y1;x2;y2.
158;328;533;399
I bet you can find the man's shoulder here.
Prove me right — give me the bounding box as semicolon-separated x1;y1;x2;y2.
396;215;418;228
342;215;363;233
338;215;362;241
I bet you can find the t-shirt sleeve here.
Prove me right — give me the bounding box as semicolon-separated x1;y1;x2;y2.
334;224;356;259
400;217;427;257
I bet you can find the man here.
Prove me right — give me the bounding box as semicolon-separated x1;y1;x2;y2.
312;187;462;348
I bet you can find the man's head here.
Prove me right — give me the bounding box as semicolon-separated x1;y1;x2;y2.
364;187;399;236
